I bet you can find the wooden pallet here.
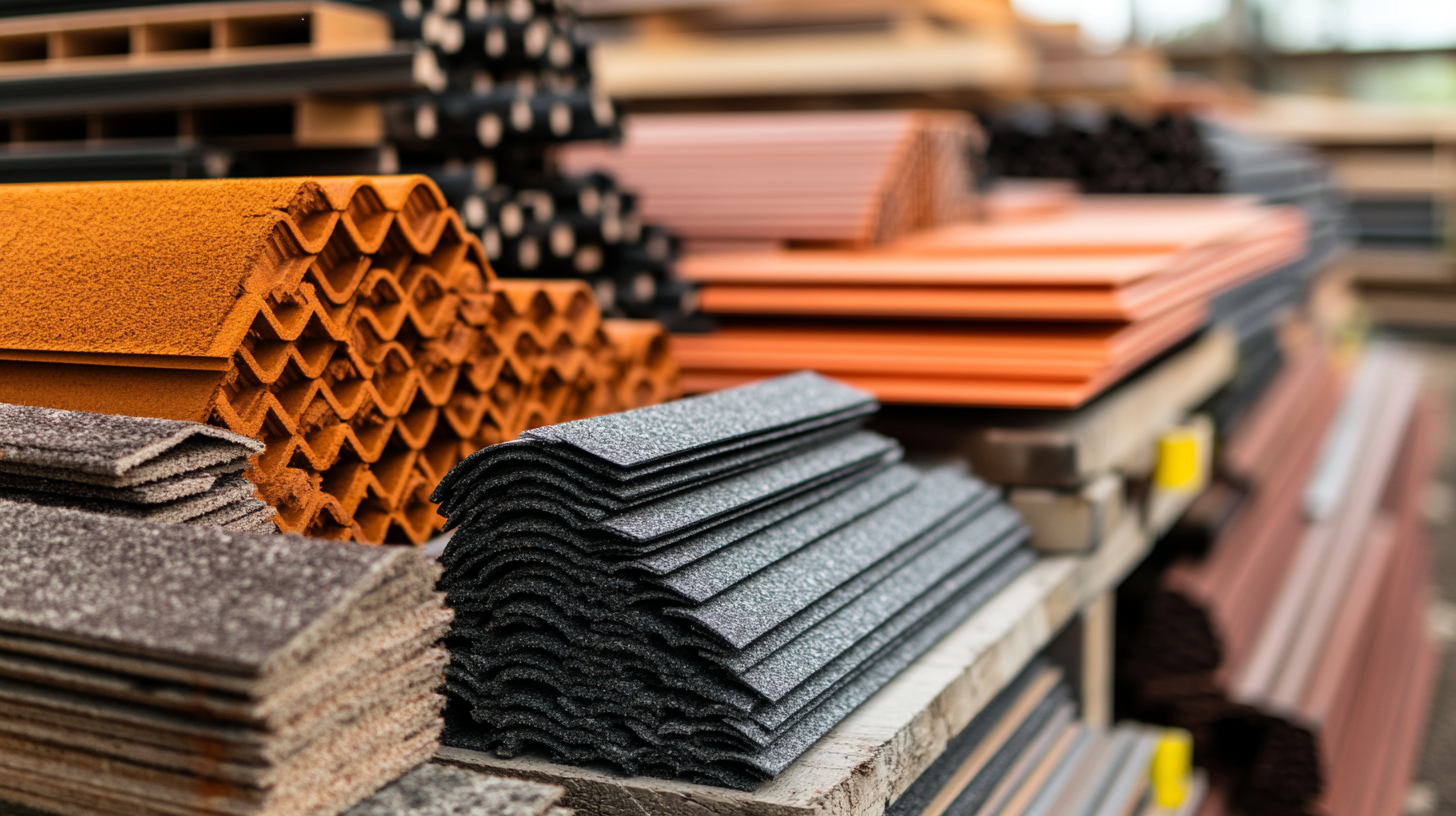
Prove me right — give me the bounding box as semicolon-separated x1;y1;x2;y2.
0;1;391;79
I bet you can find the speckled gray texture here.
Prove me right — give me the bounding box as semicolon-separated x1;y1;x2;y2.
677;469;989;648
0;500;395;670
434;375;1036;790
0;461;247;505
0;403;260;483
601;432;896;542
0;476;256;522
346;765;564;816
654;465;919;601
521;372;874;468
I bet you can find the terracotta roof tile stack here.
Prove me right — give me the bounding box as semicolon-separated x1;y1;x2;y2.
1120;343;1441;816
0;402;275;531
0;500;453;816
432;372;1034;789
672;195;1304;408
0;176;678;544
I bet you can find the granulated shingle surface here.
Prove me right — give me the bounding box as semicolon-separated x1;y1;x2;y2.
521;371;873;468
346;765;565;816
0;179;323;357
0;402;260;480
0;500;394;669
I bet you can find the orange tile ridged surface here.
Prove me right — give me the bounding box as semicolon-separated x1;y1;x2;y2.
0;177;679;544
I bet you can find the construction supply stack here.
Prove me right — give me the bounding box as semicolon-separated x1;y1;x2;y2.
432;372;1035;788
887;661;1198;816
0;501;453;816
0;0;698;329
377;0;701;327
1236;95;1456;331
1120;343;1441;816
668;191;1303;408
0;176;677;544
0;402;274;531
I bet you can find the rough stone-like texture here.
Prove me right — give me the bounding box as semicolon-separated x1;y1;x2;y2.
0;402;259;480
0;500;395;669
347;765;566;816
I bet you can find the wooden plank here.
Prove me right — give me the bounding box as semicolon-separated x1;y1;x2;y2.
436;514;1156;816
1079;593;1114;729
591;28;1033;100
1009;473;1125;554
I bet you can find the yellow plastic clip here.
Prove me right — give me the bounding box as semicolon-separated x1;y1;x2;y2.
1149;728;1193;808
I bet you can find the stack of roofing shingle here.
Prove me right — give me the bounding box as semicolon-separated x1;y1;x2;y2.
433;371;1035;788
889;662;1194;816
1121;344;1440;816
346;765;570;816
559;110;982;247
0;500;453;816
0;402;274;531
671;196;1304;408
0;177;678;544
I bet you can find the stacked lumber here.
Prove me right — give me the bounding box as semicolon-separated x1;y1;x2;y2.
559;110;981;246
0;402;274;531
0;176;678;544
0;500;453;816
1236;95;1456;331
571;0;1037;105
0;0;699;329
1121;343;1441;816
674;196;1304;408
432;372;1034;788
0;1;435;166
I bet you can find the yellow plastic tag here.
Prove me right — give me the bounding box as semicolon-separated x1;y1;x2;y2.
1155;429;1203;491
1149;728;1193;808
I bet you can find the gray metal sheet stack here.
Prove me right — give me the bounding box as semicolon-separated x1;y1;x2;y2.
433;371;1035;788
0;502;453;816
0;402;276;532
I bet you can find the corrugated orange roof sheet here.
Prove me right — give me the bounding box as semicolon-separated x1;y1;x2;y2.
0;177;678;544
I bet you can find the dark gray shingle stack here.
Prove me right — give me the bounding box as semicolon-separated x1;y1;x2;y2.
0;402;275;531
433;371;1035;789
0;501;453;816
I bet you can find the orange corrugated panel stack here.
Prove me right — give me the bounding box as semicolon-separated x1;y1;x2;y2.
673;196;1306;408
0;177;677;544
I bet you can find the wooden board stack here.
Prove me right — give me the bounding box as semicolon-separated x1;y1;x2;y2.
0;402;274;531
0;177;677;543
0;501;453;816
1120;343;1441;815
432;372;1034;789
